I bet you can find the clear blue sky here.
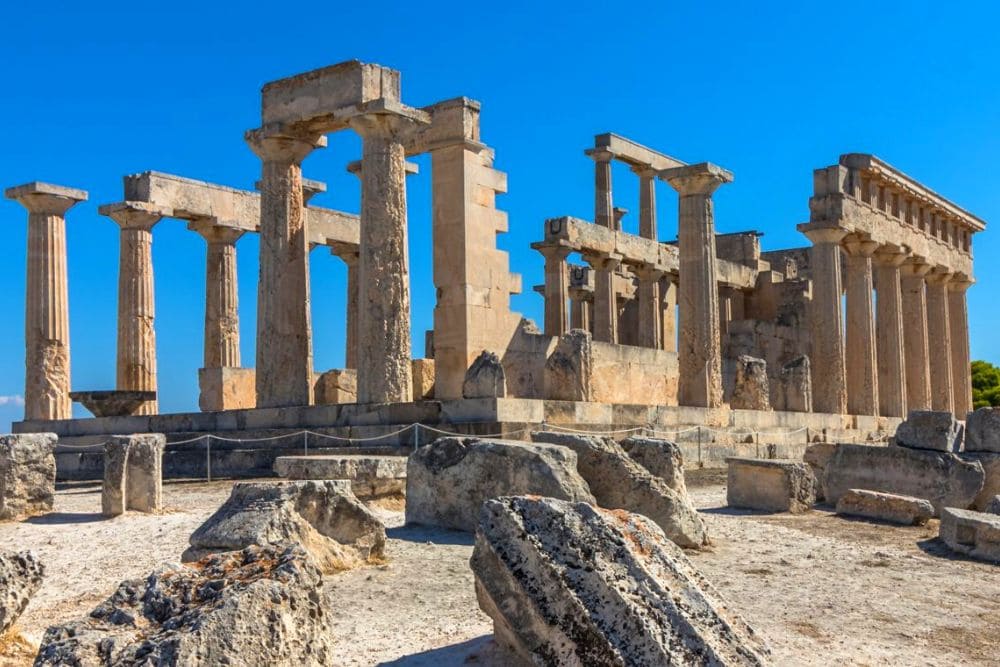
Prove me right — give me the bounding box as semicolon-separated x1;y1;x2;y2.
1;1;997;430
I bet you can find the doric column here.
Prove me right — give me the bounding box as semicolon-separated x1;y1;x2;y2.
634;266;663;348
718;286;734;343
660;275;677;353
246;128;325;408
634;166;658;240
925;269;954;413
101;202;168;416
6;182;87;420
591;149;614;229
873;247;907;418
569;288;592;332
803;227;848;414
538;245;571;337
330;244;360;369
583;252;621;343
843;238;879;416
900;260;932;411
949;277;973;418
193;224;244;369
662;162;733;408
613;207;628;231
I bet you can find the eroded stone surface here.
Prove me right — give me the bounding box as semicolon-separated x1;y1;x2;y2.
727;458;816;513
620;436;686;494
0;434;56;521
462;350;507;399
778;355;812;413
274;454;406;499
0;550;43;635
984;495;1000;515
965;407;1000;453
894;410;964;452
939;508;1000;563
101;434;164;517
731;355;770;411
803;442;837;502
835;488;934;525
963;452;1000;511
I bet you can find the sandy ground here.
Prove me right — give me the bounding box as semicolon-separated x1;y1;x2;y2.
0;476;997;666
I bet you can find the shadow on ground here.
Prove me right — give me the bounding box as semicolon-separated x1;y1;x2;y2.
25;511;105;525
386;524;475;546
378;635;499;666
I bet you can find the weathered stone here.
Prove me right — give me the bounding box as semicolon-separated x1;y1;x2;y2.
545;325;595;402
0;433;56;521
471;496;770;665
70;390;158;418
197;366;255;412
411;358;435;400
803;442;837;502
102;434;165;517
983;495;1000;515
894;410;963;452
965;407;1000;453
731;355;770;411
0;551;43;635
35;544;334;665
533;431;708;548
727;458;816;513
835;488;934;525
313;368;357;405
824;443;984;515
939;507;1000;563
184;480;384;572
778;355;812;413
462;350;507;399
962;452;1000;511
620;436;686;494
274;454;406;499
405;437;594;532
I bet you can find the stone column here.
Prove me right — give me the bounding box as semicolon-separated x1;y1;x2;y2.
873;247;907;418
634;166;658;240
926;269;954;413
330;244;360;369
246;129;325;408
569;287;592;332
843;239;879;416
539;245;571;337
634;266;663;348
949;278;973;418
900;260;932;411
5;183;87;421
718;286;734;343
583;253;621;344
660;275;677;353
803;228;848;414
194;225;244;368
662;163;733;408
591;149;614;229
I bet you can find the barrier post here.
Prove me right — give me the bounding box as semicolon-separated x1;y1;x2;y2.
303;431;308;456
206;436;212;483
414;423;420;451
697;426;702;465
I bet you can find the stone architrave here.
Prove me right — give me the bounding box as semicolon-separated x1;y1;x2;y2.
900;261;932;411
5;183;87;421
192;224;244;369
661;162;733;408
939;508;1000;562
843;238;879;416
803;228;848;414
726;458;816;513
925;269;954;414
835;489;934;526
873;247;907;418
948;278;973;418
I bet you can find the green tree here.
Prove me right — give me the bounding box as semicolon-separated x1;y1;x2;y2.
971;360;1000;408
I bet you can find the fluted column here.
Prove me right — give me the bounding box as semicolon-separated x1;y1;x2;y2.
662;163;733;408
195;225;244;368
843;239;879;416
6;183;87;420
803;228;848;414
592;149;614;229
873;247;907;418
926;269;954;413
660;275;677;353
246;128;325;408
569;288;592;332
583;252;621;343
330;244;360;369
949;278;973;418
634;266;663;348
539;245;571;337
634;166;658;240
901;260;932;411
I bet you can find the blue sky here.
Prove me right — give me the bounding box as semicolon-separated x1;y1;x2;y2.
1;1;997;430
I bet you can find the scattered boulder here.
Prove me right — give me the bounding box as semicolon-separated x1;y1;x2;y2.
462;350;507;399
0;551;43;635
102;433;165;517
984;495;1000;515
726;458;816;513
620;436;687;494
939;508;1000;563
803;442;837;502
731;355;770;411
0;433;56;521
962;452;1000;511
894;411;963;453
35;544;334;665
835;489;934;526
471;496;770;665
532;431;708;548
965;407;1000;453
824;444;984;516
184;480;385;572
405;437;594;531
777;355;812;413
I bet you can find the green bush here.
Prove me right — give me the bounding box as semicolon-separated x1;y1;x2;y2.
971;360;1000;409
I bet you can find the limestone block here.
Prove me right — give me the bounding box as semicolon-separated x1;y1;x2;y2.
35;544;334;665
803;442;837;502
198;367;255;412
824;444;984;515
0;434;56;522
939;508;1000;563
620;436;687;494
101;434;165;517
274;454;406;499
470;496;770;665
731;355;771;411
985;495;1000;515
965;407;1000;453
894;410;964;452
185;480;384;573
727;458;816;513
962;452;1000;511
462;350;507;399
778;355;812;413
0;550;44;635
405;437;594;532
532;431;708;548
835;489;934;525
543;329;593;401
411;358;435;400
314;368;358;405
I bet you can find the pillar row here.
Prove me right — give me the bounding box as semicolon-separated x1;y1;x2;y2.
844;239;879;416
633;166;658;241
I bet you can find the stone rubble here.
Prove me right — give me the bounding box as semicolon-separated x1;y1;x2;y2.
0;434;56;522
835;488;934;525
620;436;687;494
965;407;1000;453
939;507;1000;563
0;550;43;636
727;457;816;513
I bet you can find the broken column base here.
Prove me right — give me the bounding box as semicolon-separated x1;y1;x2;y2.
102;434;165;516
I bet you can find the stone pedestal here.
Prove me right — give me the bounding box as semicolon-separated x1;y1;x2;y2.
803;228;848;414
844;239;879;416
5;183;87;421
539;245;571;337
901;261;932;411
874;248;907;418
926;270;954;413
949;279;973;418
194;225;244;369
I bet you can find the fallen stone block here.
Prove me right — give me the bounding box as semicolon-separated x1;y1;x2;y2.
274;454;406;499
939;508;1000;563
966;407;1000;453
471;496;770;665
835;489;934;525
620;436;687;493
727;457;816;513
825;444;984;516
803;442;837;502
0;433;56;521
731;355;770;411
894;410;963;452
462;350;507;399
533;431;708;548
184;480;384;572
405;437;594;532
35;544;334;665
102;433;165;517
985;495;1000;515
962;452;1000;511
0;551;43;635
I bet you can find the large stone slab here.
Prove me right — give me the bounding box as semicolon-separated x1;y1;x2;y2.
184;480;384;573
274;454;406;499
965;407;1000;453
0;433;56;521
962;452;1000;511
35;544;334;665
824;444;984;516
471;496;770;665
835;489;934;525
405;437;594;532
0;551;43;635
894;410;963;452
939;508;1000;563
620;436;686;493
533;431;708;548
727;458;816;513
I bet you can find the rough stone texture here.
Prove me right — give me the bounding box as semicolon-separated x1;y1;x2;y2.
405;437;594;532
314;368;358;405
835;488;934;525
532;431;708;548
411;358;435;400
102;434;165;517
70;390;156;418
802;229;847;414
731;355;770;411
274;455;406;499
0;433;56;521
824;443;984;515
894;410;964;452
196;225;244;370
939;507;1000;563
35;544;334;665
184;480;384;572
843;242;879;416
965;407;1000;453
620;436;687;494
462;350;507;399
727;458;816;513
778;355;812;413
803;442;837;502
962;452;1000;511
984;495;1000;515
197;367;255;412
0;550;44;635
471;496;770;665
874;251;907;418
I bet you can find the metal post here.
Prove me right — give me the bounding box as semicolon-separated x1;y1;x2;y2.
414;423;421;450
206;436;212;483
697;426;702;465
303;431;308;456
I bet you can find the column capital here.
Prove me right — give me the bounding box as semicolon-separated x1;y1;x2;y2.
948;274;974;292
873;244;908;267
842;237;879;257
802;226;848;246
328;240;360;265
99;201;170;230
581;251;622;271
190;221;245;245
925;267;953;286
900;258;932;278
630;164;658;178
347;103;431;140
5;182;87;215
632;263;665;281
245;126;327;164
533;243;572;261
585;148;615;163
659;162;733;195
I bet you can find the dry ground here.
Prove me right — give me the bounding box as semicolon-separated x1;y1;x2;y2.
0;475;997;666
